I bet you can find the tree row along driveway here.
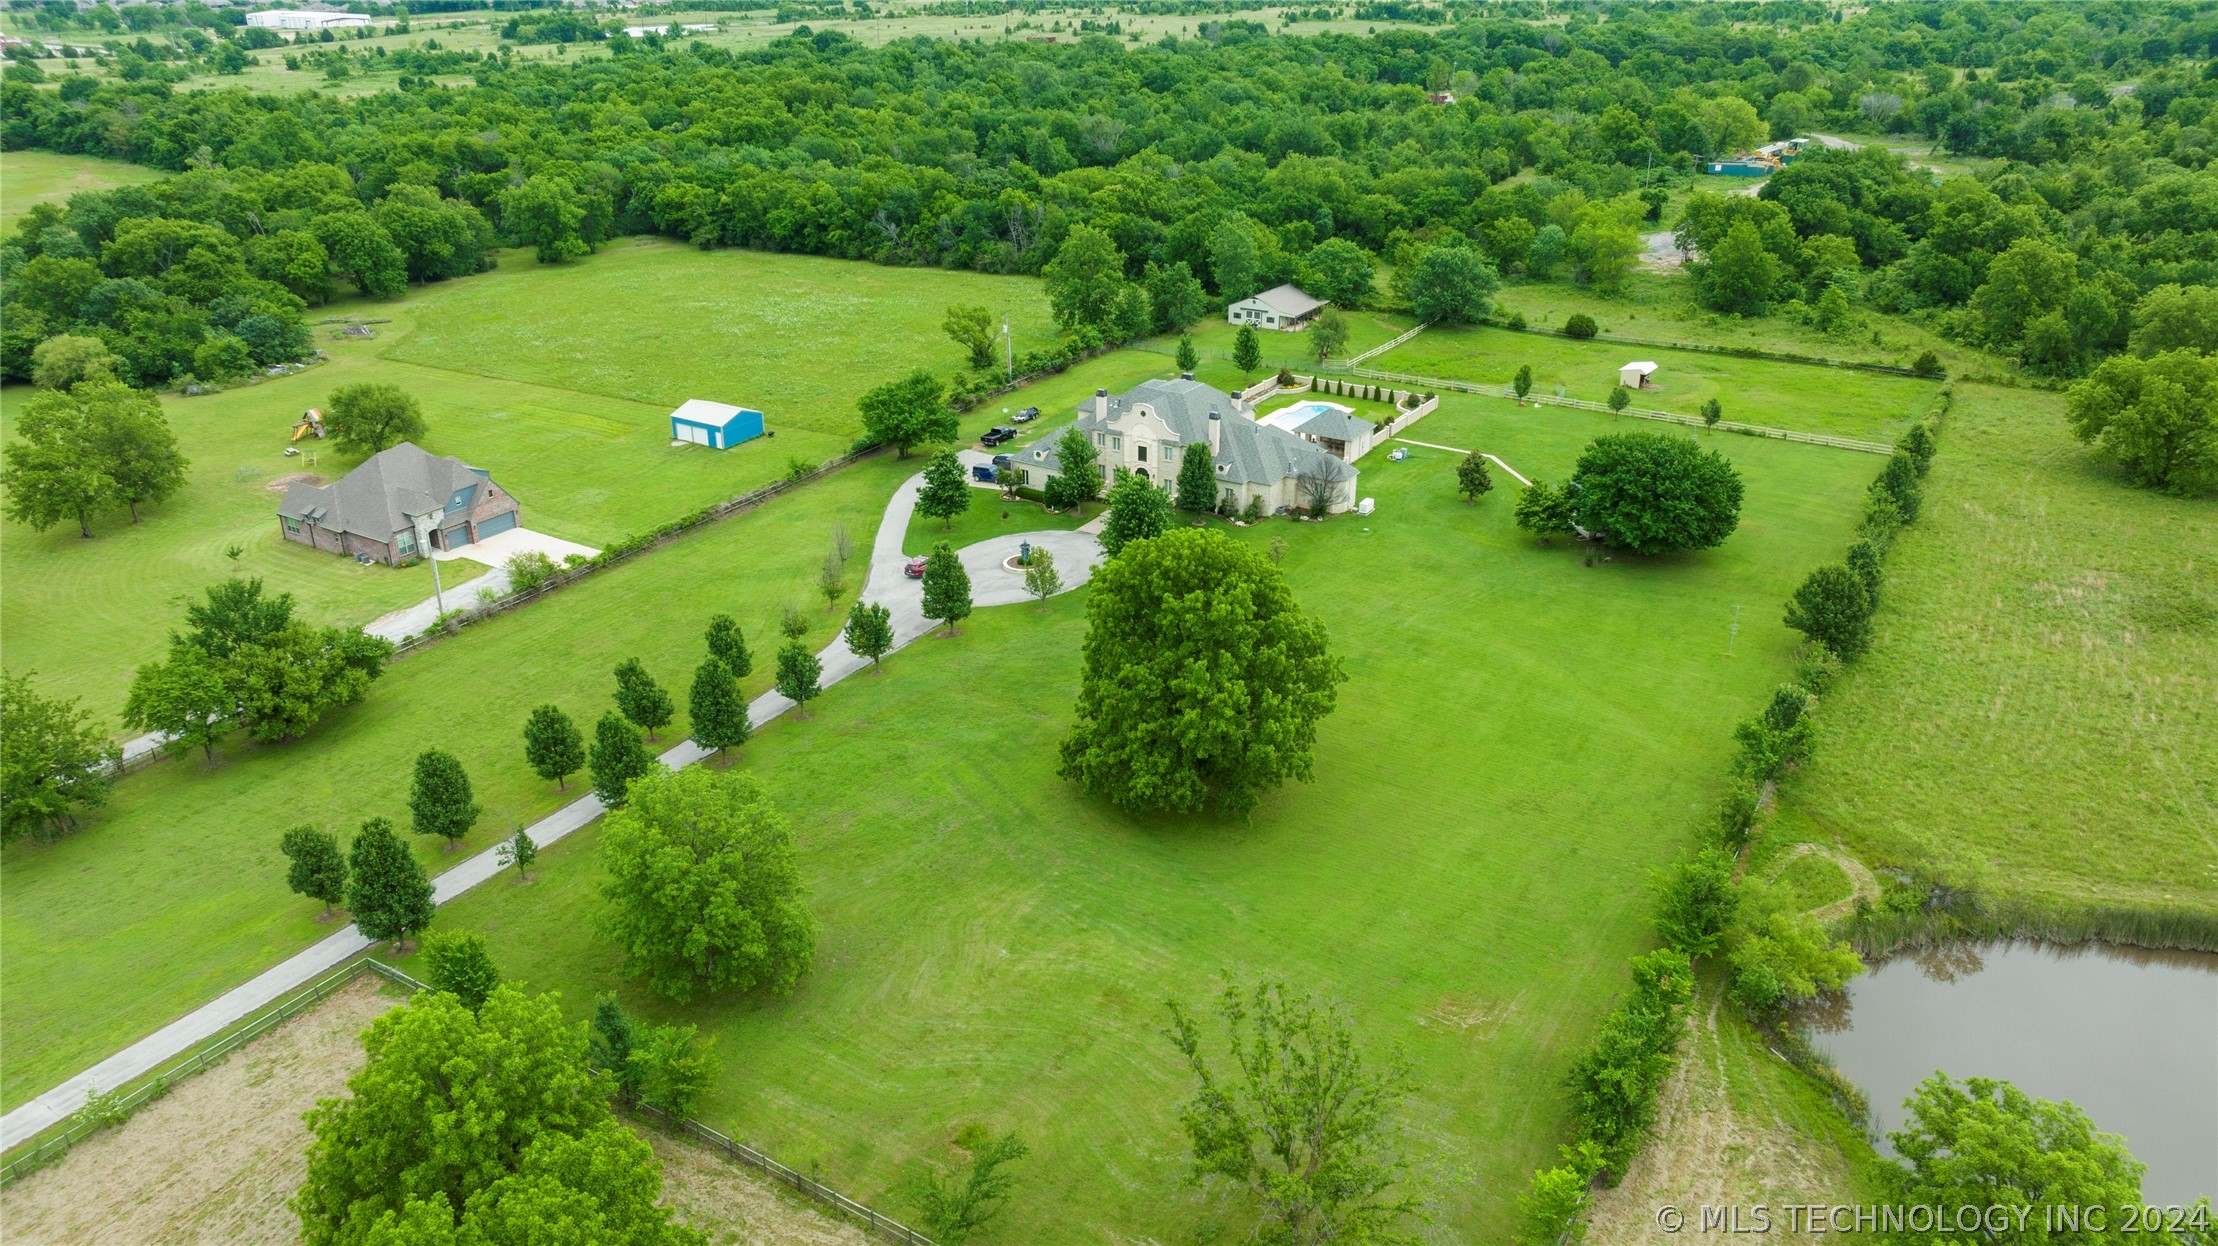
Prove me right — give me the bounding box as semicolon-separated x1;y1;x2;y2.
0;453;1101;1150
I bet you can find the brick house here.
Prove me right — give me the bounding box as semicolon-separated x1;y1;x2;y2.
276;442;520;566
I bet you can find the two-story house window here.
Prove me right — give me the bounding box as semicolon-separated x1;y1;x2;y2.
1136;443;1147;463
1111;436;1122;452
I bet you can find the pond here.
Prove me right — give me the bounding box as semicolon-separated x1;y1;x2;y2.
1810;940;2218;1203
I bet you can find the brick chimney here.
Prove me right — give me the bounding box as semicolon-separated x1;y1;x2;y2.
1208;409;1222;454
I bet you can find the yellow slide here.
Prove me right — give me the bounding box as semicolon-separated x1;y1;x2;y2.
290;422;312;442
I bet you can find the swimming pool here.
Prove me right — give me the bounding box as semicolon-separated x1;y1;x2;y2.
1259;400;1355;430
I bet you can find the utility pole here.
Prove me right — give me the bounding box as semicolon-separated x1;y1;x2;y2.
415;510;447;617
1004;313;1013;383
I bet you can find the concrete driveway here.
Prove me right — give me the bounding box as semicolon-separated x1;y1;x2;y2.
368;527;602;642
435;526;598;569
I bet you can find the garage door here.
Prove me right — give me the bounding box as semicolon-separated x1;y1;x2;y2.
476;511;518;539
682;424;709;445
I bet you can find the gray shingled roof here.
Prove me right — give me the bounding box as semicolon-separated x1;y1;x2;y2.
277;442;490;539
1246;283;1324;318
1024;378;1355;488
1289;407;1374;443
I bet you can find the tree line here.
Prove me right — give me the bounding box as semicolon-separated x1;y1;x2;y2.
10;5;2214;384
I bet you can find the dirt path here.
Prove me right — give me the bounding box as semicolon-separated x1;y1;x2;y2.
0;980;868;1246
1767;842;1881;923
1585;988;1857;1244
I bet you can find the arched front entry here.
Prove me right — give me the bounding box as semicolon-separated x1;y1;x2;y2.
1135;468;1150;481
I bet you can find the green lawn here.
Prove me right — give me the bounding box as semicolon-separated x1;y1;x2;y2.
395;396;1876;1241
0;149;163;230
1767;383;2218;921
901;488;1091;557
0;451;910;1112
0;242;1055;715
1371;321;1941;444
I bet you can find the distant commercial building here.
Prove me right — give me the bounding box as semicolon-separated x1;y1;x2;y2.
246;9;372;31
623;23;717;36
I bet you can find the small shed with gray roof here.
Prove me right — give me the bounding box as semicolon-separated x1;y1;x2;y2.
1019;375;1357;516
276;442;519;565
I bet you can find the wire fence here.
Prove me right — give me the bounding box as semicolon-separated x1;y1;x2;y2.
0;960;935;1245
0;958;414;1185
1345;367;1897;454
1478;319;1929;377
388;446;876;659
622;1100;939;1246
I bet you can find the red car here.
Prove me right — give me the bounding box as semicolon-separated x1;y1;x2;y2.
904;556;929;579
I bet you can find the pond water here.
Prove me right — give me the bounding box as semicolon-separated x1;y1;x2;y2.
1810;940;2218;1203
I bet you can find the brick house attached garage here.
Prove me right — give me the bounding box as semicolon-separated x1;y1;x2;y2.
276;442;520;566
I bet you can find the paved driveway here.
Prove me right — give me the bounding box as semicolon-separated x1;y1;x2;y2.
368;527;602;642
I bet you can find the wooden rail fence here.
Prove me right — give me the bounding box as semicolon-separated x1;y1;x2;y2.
1346;367;1896;454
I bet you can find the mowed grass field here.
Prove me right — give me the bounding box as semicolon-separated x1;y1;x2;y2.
1;378;1881;1242
0;340;1202;1111
0;149;163;229
0;241;1056;714
1489;275;1975;376
1768;383;2218;918
1371;321;1941;445
0;450;908;1110
388;398;1880;1241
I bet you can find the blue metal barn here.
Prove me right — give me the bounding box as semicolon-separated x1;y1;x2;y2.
669;400;766;450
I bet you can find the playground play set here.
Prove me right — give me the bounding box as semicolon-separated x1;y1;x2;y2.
285;409;326;460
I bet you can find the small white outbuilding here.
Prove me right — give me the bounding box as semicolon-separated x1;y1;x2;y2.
1619;361;1658;389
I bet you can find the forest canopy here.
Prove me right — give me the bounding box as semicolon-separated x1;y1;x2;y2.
5;1;2217;383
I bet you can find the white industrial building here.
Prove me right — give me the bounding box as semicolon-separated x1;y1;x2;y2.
246;9;372;31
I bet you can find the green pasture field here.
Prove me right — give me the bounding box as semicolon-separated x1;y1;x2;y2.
0;149;163;229
391;395;1880;1241
0;376;1881;1241
1767;383;2218;921
1489;275;1976;376
0;241;1056;714
1369;320;1941;445
383;240;1059;446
